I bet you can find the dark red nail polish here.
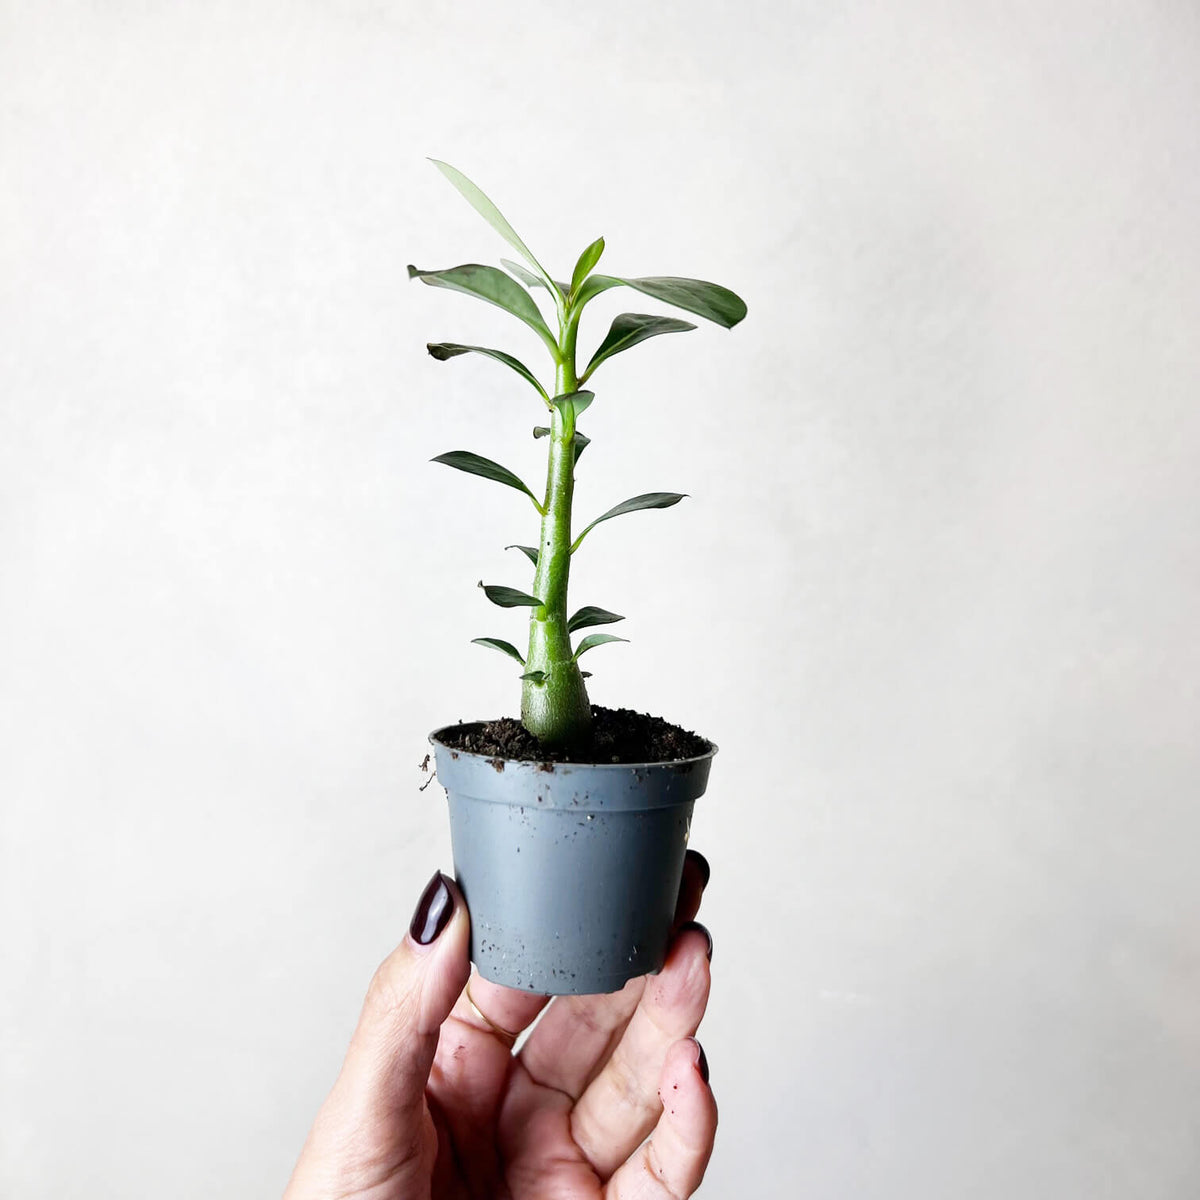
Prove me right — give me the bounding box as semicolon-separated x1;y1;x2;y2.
410;872;454;945
687;849;711;890
693;1038;710;1084
678;920;713;962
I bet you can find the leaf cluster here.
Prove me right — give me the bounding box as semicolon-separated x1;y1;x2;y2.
412;160;746;705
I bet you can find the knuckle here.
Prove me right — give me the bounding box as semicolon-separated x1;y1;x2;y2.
642;1138;688;1200
608;1047;657;1118
571;996;612;1040
364;954;416;1025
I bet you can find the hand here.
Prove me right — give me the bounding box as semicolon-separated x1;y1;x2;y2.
284;850;715;1199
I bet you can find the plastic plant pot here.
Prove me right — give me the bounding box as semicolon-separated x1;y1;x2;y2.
431;725;716;995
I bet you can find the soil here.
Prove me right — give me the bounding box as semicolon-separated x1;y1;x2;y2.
434;705;711;765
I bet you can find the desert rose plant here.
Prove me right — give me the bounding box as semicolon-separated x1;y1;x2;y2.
411;161;746;747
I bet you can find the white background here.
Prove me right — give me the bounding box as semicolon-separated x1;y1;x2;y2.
3;2;1199;1196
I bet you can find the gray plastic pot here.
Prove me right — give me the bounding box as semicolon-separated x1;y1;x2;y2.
430;724;715;996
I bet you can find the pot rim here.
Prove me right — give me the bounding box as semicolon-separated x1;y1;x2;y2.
428;722;718;772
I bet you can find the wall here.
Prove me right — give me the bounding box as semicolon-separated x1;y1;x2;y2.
2;2;1198;1196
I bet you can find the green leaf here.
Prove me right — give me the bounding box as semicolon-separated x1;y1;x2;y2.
576;274;747;328
519;670;547;685
426;343;549;402
428;160;557;294
471;637;525;666
500;260;570;296
568;606;625;633
573;274;622;307
570;236;605;297
582;313;695;381
432;451;543;510
551;388;594;422
408;264;558;353
501;258;551;292
571;492;686;551
573;633;629;659
479;582;543;608
506;544;540;566
533;425;590;463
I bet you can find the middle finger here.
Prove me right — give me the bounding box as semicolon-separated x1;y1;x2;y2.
517;848;709;1098
569;924;713;1180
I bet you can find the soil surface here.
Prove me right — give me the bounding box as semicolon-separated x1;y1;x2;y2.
435;705;711;765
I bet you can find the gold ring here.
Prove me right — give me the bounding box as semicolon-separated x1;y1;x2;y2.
464;975;522;1044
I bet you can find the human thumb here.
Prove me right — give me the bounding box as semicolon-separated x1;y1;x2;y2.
282;872;470;1199
340;871;471;1126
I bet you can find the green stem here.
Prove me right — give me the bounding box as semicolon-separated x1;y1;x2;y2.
521;311;591;744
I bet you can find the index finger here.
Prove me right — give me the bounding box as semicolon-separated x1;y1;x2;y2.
453;973;551;1045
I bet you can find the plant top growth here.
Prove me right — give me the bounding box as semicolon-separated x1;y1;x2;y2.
411;161;747;748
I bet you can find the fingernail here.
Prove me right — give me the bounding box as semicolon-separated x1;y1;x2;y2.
691;1038;710;1084
677;920;713;962
410;871;454;945
688;849;711;890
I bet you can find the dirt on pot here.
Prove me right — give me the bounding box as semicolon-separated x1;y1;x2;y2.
436;705;709;765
